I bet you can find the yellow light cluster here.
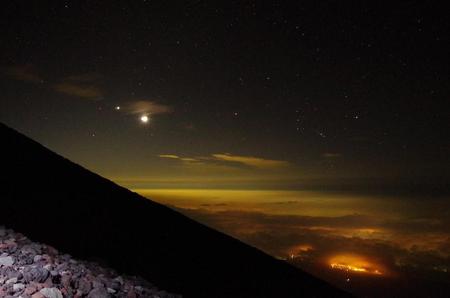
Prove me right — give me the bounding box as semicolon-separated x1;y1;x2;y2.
331;263;368;273
329;254;383;275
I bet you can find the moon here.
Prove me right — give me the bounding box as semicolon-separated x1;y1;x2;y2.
140;115;149;123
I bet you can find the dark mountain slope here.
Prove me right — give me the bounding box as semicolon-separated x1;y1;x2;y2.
0;123;349;298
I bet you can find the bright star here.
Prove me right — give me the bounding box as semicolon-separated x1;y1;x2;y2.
140;115;149;123
115;106;121;110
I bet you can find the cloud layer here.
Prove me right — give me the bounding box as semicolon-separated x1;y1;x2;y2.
53;82;103;100
51;72;104;100
179;207;450;278
212;153;290;169
122;100;172;116
3;65;104;100
3;65;43;83
158;153;290;170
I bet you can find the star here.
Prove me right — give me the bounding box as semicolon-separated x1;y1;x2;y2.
140;115;149;123
317;131;326;138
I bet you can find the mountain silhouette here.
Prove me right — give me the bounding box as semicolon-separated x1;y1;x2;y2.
0;123;349;297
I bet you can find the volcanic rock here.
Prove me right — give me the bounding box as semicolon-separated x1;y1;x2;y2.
0;256;14;267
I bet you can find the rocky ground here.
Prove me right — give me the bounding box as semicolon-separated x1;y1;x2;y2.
0;226;181;298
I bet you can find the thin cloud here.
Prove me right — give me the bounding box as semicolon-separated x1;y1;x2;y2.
3;67;104;100
159;154;181;159
53;82;103;100
123;100;172;116
180;157;199;162
212;153;290;169
158;153;290;169
158;154;199;162
3;65;43;83
52;72;104;100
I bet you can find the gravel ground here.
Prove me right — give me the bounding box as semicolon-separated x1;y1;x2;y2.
0;226;181;298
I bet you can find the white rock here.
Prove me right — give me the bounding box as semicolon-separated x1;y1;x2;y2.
114;276;124;284
13;283;25;291
40;287;63;298
6;277;18;284
0;256;14;267
43;264;52;270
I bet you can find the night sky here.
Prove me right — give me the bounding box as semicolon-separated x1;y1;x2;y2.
2;1;448;189
1;2;450;295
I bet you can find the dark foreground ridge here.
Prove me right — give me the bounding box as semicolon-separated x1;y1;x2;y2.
0;123;349;298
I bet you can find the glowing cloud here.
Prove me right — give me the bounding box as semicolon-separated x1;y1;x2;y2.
212;153;290;169
53;82;103;100
3;65;43;83
159;154;181;159
158;153;290;169
123;100;172;116
158;154;199;162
